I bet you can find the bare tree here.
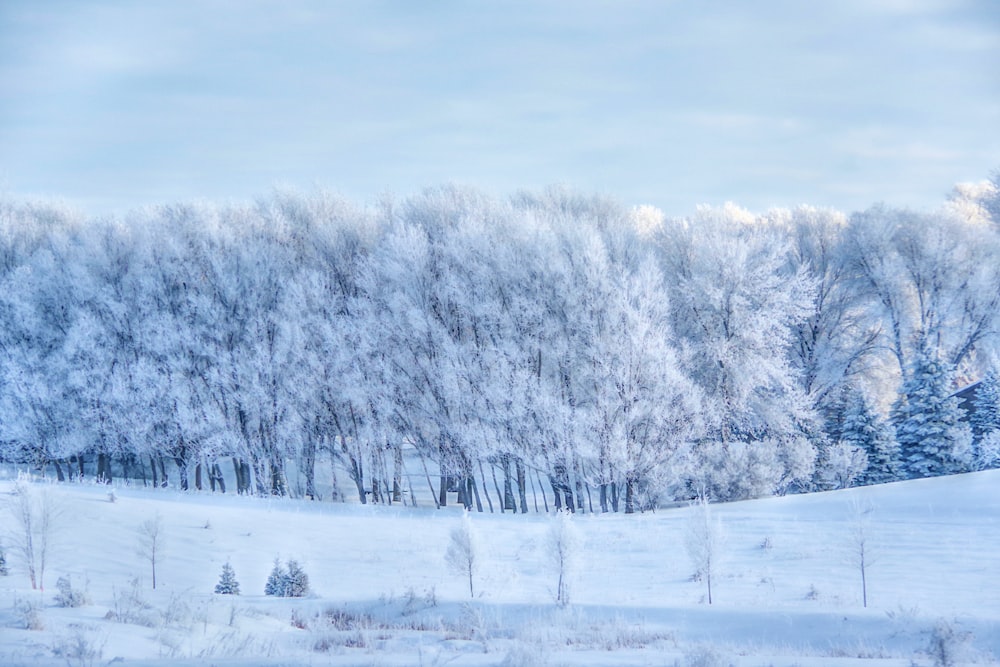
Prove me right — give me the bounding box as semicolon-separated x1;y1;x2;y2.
6;480;58;591
547;510;580;607
137;513;164;590
445;512;480;598
847;498;876;607
685;495;720;604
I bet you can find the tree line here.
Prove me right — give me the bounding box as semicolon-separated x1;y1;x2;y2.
1;175;999;510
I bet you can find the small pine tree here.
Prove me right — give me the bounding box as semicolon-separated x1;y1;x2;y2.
971;370;1000;441
893;352;971;479
214;562;240;595
840;389;899;484
264;559;288;597
284;560;310;598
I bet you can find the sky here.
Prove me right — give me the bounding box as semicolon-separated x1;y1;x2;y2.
1;0;998;218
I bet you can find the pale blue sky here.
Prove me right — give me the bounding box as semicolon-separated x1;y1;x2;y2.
1;1;997;216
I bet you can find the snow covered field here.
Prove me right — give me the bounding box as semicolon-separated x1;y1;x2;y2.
1;470;998;666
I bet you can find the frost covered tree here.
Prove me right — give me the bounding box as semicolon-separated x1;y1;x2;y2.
445;512;481;598
658;205;819;500
893;351;972;478
846;206;1000;383
214;561;240;595
821;442;869;490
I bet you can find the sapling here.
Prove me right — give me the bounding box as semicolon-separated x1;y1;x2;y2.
547;509;580;607
445;511;481;598
847;498;876;607
7;480;59;590
685;495;720;604
137;512;164;590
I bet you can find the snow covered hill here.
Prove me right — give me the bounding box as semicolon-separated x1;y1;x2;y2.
1;470;998;666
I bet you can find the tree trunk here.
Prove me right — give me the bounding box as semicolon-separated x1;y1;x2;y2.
301;438;317;500
96;453;112;484
470;475;484;513
439;474;449;508
175;456;189;491
600;483;609;513
392;444;403;503
52;459;66;482
233;457;249;494
502;454;516;511
195;462;203;491
210;463;226;493
624;475;637;514
517;458;528;513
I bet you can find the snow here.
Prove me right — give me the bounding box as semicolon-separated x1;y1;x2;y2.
1;470;998;666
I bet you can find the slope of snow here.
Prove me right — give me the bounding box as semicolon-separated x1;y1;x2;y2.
0;469;997;666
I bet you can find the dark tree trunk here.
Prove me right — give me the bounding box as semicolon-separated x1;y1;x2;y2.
516;458;528;513
624;475;637;514
195;463;203;491
233;457;249;494
301;438;317;500
439;474;449;508
611;482;620;513
158;457;169;488
270;458;287;496
550;474;563;511
392;444;403;503
96;453;112;484
175;456;189;491
210;463;226;493
470;475;483;513
600;483;609;513
502;455;516;511
52;459;66;482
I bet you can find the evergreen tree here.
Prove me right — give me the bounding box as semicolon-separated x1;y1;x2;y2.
284;560;310;598
892;351;972;479
841;389;899;484
214;561;240;595
264;558;288;597
970;370;1000;440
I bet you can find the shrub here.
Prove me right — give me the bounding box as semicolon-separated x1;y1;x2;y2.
54;575;90;608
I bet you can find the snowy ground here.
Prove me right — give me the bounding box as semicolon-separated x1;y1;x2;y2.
1;470;998;666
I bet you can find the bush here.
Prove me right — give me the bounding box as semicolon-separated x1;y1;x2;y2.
54;575;90;608
13;596;44;630
927;619;972;667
